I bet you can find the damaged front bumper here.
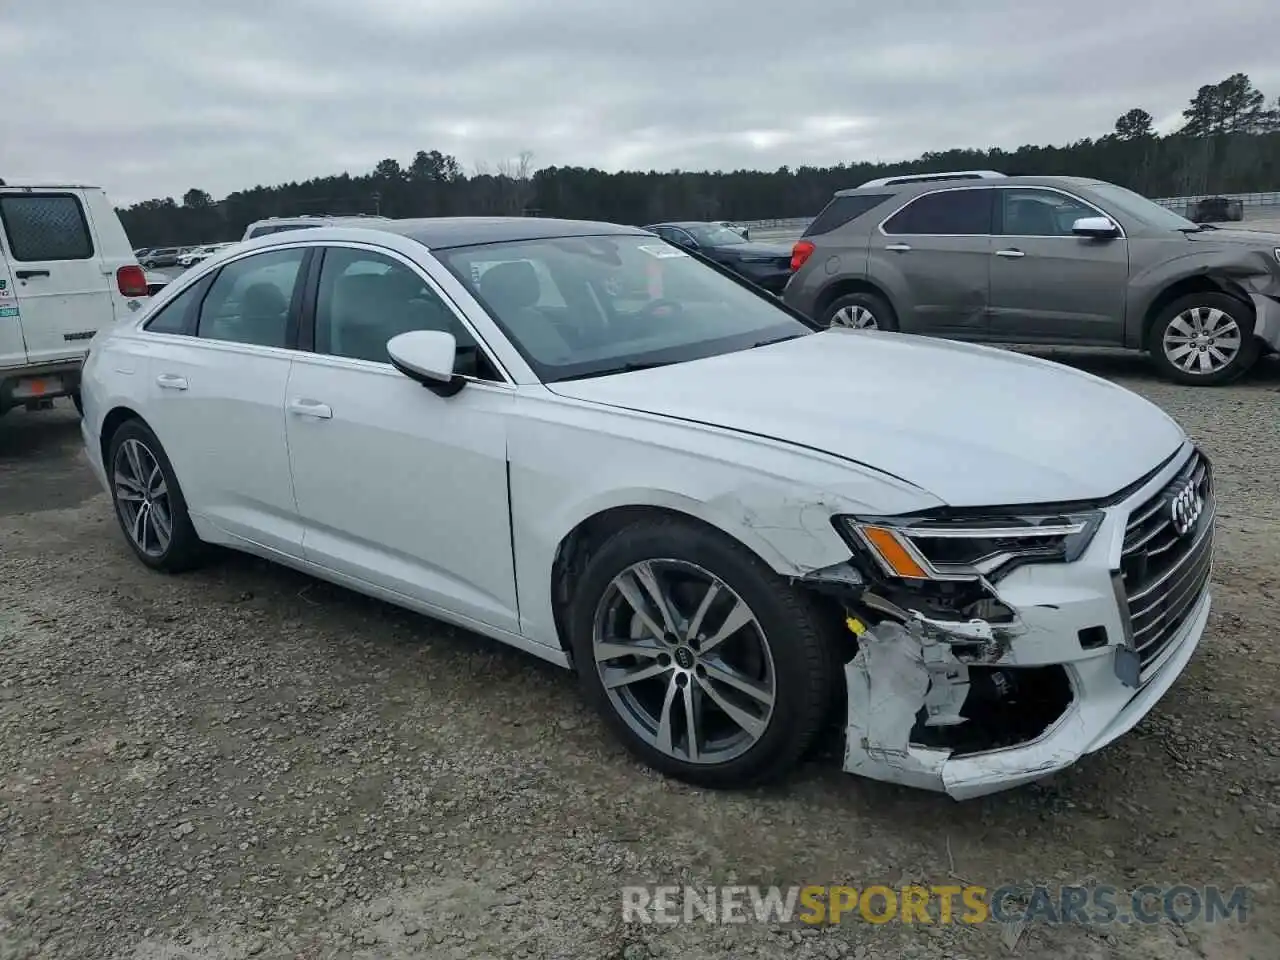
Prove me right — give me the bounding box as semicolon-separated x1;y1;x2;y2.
1249;293;1280;352
813;444;1213;800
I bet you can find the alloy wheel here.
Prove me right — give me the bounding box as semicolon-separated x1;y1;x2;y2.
113;438;173;557
592;559;776;765
1163;306;1242;375
830;305;878;329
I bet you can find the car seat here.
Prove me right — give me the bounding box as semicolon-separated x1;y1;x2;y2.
477;261;570;362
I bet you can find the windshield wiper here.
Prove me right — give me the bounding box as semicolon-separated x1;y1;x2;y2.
751;333;805;348
555;359;680;381
1180;223;1217;232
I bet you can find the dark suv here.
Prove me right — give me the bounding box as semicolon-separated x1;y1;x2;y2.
782;171;1280;385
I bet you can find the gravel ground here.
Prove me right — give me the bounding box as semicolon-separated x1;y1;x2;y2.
1;350;1278;960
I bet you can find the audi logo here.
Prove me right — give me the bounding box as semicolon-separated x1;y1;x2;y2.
1168;478;1204;537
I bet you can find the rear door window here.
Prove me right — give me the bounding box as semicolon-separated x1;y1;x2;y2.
197;248;307;348
882;189;994;236
0;193;95;261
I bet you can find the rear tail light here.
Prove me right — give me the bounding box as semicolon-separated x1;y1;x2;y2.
790;240;815;272
116;264;148;297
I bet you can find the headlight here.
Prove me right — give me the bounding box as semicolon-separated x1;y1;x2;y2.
837;511;1104;582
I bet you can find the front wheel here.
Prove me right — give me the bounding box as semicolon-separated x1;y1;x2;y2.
1149;293;1259;385
567;518;837;789
106;419;205;572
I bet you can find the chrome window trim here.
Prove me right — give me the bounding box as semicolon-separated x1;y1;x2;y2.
876;185;1128;240
130;239;515;387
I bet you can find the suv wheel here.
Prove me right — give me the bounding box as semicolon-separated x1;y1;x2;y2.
1149;293;1259;386
567;518;837;789
822;292;897;332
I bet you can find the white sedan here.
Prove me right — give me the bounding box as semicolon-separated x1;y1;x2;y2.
79;218;1213;799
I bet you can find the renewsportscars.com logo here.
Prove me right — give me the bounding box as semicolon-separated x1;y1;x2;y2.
622;884;1250;927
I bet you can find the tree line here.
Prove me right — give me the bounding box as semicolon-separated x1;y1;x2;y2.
121;73;1280;247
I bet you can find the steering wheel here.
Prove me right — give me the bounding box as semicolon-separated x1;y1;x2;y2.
638;298;685;321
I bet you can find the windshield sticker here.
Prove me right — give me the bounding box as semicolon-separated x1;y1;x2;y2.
638;244;689;259
0;306;19;318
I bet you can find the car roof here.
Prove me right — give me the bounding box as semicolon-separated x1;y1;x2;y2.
250;216;650;250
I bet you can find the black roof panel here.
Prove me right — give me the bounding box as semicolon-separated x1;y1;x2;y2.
367;216;647;249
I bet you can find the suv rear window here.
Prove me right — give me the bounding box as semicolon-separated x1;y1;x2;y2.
803;194;893;237
0;193;94;261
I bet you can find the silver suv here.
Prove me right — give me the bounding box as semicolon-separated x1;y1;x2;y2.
782;170;1280;385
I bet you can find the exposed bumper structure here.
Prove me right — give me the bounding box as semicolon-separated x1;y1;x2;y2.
1249;293;1280;351
829;444;1213;799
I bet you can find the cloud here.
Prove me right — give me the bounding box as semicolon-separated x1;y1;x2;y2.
1;0;1277;205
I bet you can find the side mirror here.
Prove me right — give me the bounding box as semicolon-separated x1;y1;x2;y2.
1072;216;1120;239
387;330;465;397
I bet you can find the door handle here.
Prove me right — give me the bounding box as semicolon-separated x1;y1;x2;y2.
15;269;50;279
885;243;912;253
994;248;1026;258
288;398;333;419
155;374;188;390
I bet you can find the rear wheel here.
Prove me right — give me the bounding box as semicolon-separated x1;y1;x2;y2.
106;419;205;572
1149;293;1259;386
821;291;898;332
568;518;837;789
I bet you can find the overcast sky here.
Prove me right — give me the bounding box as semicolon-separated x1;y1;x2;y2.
2;0;1278;206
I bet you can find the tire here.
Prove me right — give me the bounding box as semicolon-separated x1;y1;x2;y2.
567;517;838;789
1148;293;1259;386
105;419;205;572
821;291;898;332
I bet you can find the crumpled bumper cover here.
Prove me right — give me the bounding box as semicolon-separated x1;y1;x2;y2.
833;445;1212;800
839;590;1208;800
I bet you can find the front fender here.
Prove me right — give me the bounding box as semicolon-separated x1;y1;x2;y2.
1125;246;1280;348
505;394;939;650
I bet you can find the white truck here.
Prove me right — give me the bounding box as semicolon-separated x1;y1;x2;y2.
0;180;149;417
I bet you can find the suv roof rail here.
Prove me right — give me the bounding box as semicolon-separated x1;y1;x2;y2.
854;170;1007;189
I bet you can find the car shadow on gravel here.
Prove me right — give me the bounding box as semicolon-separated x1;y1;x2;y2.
1017;346;1280;387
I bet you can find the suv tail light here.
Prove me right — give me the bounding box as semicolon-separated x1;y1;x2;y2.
790;240;815;272
116;264;149;297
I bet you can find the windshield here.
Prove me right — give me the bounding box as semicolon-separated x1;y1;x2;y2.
687;224;747;246
436;234;810;382
1090;183;1198;231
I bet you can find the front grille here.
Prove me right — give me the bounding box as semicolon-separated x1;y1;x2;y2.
1120;450;1214;673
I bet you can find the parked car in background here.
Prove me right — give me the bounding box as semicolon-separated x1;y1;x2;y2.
1188;196;1244;224
133;247;153;259
0;180;149;417
144;270;170;297
80;215;1212;800
178;242;235;268
644;221;792;293
140;247;183;268
241;214;391;241
784;170;1280;385
715;220;750;240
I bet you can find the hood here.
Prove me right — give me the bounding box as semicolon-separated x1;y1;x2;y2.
547;331;1186;507
1185;227;1280;247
